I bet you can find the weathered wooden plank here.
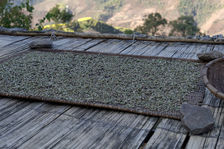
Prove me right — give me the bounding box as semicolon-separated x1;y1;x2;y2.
54;38;79;49
188;44;214;60
143;119;187;149
17;108;102;148
53;38;94;50
73;39;105;51
189;43;206;59
18;107;157;149
0;98;23;111
120;41;152;55
213;45;224;52
0;35;29;41
125;42;157;56
121;41;158;56
157;42;186;57
204;44;214;53
171;44;190;58
60;38;92;50
53;38;75;49
186;89;223;149
87;39;133;54
176;44;197;59
183;44;201;59
202;88;221;108
210;99;224;149
1;36;31;47
184;43;213;60
216;111;224;149
0;36;46;59
119;117;158;149
0;100;31;122
0;102;43;136
0;40;18;48
141;42;168;56
0;102;70;149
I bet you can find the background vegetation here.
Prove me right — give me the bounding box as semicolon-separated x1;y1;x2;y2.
0;0;34;30
0;0;201;36
178;0;223;25
93;0;123;22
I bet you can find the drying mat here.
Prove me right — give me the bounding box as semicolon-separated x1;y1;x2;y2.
0;50;205;120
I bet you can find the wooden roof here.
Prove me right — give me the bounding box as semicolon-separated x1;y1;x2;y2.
0;34;223;149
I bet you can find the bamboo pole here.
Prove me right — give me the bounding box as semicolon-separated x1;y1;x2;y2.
0;31;224;44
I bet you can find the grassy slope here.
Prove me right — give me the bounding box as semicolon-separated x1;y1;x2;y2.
43;17;132;34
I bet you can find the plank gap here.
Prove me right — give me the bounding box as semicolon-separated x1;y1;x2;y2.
181;133;190;149
139;118;162;149
83;39;108;51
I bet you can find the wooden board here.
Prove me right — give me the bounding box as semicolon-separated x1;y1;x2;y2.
143;118;187;149
141;42;168;56
73;39;105;51
0;36;46;59
188;44;214;60
59;38;92;50
181;44;198;59
171;44;190;58
87;39;133;54
122;41;159;56
17;107;158;149
53;38;75;49
0;102;70;148
0;35;29;41
120;41;153;55
157;42;187;58
213;45;224;52
0;36;30;48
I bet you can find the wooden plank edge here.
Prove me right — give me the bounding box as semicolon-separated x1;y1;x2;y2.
0;31;224;44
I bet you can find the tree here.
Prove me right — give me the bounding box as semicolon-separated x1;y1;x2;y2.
0;0;34;30
36;4;73;31
134;13;167;35
0;0;8;11
169;16;200;36
45;5;73;23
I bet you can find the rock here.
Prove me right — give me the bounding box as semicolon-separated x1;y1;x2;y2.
212;34;224;39
186;35;194;39
180;103;215;135
212;34;224;41
200;35;212;41
215;38;224;42
29;40;53;49
197;50;224;62
196;35;201;40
